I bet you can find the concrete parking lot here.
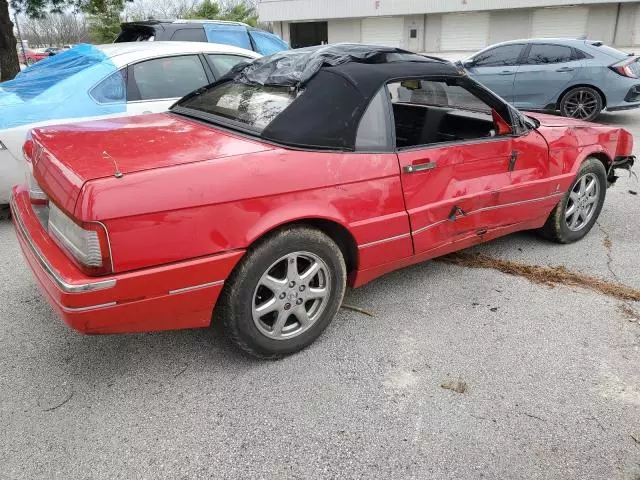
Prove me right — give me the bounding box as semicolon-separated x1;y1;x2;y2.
1;112;640;480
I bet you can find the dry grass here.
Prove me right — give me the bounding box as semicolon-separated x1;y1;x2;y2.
437;252;640;302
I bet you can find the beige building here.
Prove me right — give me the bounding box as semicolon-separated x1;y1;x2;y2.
259;1;640;55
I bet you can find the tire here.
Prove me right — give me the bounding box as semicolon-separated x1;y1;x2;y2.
559;86;603;122
217;226;347;359
540;157;607;244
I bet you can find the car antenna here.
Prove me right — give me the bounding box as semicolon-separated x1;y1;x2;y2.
102;150;123;178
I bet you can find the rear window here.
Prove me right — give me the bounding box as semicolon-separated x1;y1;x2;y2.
176;82;299;131
115;27;155;42
171;28;207;42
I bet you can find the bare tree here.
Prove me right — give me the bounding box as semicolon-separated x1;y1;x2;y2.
123;0;198;20
123;0;256;21
19;12;89;47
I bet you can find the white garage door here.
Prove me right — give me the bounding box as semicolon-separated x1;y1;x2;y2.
361;17;404;48
441;12;490;51
532;7;589;38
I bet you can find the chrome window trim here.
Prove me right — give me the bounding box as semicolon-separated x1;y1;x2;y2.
10;195;117;293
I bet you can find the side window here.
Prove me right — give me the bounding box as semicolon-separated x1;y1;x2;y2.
526;44;574;64
249;31;288;55
90;69;127;104
356;88;391;151
389;79;508;149
207;54;252;78
171;28;207;42
129;55;208;101
473;44;525;67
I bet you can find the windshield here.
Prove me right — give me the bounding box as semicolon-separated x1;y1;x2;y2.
176;81;300;131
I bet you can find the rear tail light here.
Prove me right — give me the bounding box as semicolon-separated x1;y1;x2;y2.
26;170;48;204
22;133;49;204
48;203;113;276
610;58;640;78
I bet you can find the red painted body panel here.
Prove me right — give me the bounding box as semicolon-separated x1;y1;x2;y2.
15;110;635;334
11;186;244;333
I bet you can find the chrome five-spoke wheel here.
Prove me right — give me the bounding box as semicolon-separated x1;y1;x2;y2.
252;251;331;340
565;173;600;231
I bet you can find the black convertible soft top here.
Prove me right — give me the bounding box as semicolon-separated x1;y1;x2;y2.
175;44;471;150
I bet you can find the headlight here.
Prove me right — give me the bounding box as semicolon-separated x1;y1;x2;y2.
48;203;112;274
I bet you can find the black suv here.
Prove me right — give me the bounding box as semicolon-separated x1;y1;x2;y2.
115;20;288;56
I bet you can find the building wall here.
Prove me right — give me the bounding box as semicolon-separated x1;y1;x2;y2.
424;14;442;52
327;19;361;43
614;3;639;45
258;0;638;22
587;4;619;44
488;10;532;45
278;2;640;54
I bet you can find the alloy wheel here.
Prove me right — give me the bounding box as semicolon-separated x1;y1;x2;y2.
562;89;599;120
252;251;331;340
565;173;600;231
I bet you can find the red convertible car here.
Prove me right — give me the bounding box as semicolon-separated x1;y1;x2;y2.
11;45;635;358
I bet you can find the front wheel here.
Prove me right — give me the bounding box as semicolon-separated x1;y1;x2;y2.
559;86;603;121
217;226;347;359
540;157;607;244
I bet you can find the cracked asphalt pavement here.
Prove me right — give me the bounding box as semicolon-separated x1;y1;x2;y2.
2;112;640;479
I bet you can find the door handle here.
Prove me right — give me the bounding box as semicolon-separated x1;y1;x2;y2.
555;67;574;72
508;150;518;172
403;161;436;173
498;70;515;75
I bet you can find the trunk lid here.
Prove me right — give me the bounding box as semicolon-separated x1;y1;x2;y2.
30;113;274;212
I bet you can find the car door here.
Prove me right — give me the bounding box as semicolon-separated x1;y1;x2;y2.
513;43;582;109
389;78;517;254
464;44;527;102
126;54;214;115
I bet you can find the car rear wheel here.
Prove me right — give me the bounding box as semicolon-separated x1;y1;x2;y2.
540;157;607;244
217;226;346;359
559;86;603;121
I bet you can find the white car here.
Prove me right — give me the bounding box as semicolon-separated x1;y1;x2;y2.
0;41;260;205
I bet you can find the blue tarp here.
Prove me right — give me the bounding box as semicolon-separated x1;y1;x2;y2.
204;24;252;51
0;44;125;130
249;30;289;55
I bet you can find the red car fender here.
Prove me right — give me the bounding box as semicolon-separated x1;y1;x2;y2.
243;201;352;247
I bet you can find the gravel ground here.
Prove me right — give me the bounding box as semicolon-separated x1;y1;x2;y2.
1;112;640;479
